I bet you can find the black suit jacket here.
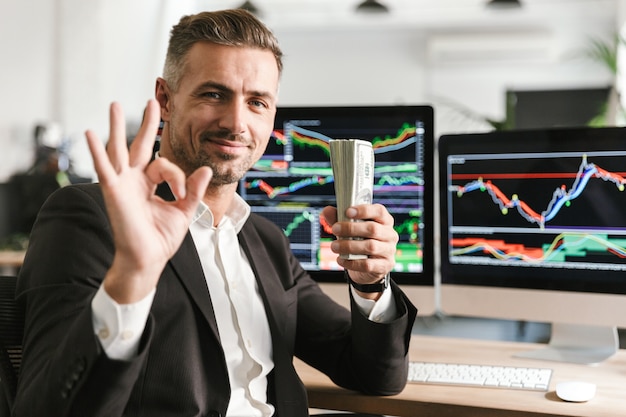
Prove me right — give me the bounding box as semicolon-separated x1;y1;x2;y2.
14;183;417;417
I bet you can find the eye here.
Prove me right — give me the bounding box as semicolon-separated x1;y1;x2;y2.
201;91;221;99
249;99;268;109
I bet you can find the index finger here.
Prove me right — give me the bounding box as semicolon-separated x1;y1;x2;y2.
344;203;394;225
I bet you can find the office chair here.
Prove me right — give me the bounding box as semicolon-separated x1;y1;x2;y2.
0;276;23;417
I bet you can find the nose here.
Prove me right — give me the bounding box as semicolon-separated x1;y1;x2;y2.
217;100;246;135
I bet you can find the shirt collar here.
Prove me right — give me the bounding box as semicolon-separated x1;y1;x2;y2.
191;193;250;233
154;150;250;231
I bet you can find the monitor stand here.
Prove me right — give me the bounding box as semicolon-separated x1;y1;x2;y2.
515;323;619;364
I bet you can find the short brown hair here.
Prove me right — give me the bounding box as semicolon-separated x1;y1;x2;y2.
163;9;283;91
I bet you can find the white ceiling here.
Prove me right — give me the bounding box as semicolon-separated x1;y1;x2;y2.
203;0;620;33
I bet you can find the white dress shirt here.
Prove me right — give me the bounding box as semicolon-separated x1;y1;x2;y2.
91;194;396;416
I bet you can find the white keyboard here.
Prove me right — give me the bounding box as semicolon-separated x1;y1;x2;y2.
408;361;552;391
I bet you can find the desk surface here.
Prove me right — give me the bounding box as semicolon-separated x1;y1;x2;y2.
296;334;626;417
0;249;25;268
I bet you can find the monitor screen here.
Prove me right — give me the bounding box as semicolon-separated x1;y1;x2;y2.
438;126;626;363
239;105;435;312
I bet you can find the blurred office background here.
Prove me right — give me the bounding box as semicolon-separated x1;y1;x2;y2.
1;0;623;182
2;0;626;343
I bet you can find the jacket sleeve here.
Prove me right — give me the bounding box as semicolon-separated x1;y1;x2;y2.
13;184;153;417
295;274;417;395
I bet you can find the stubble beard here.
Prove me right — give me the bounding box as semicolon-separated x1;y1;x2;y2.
197;150;251;186
168;127;253;186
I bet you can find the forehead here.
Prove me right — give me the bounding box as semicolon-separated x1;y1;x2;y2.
180;42;280;92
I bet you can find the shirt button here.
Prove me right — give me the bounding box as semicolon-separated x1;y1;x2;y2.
98;328;110;340
121;330;134;340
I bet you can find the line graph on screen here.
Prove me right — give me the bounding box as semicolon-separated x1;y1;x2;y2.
447;150;626;271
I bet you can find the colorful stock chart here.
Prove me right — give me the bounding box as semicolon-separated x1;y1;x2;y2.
445;150;626;271
239;107;430;274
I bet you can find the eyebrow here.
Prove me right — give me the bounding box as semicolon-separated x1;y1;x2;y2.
194;81;276;102
194;81;230;95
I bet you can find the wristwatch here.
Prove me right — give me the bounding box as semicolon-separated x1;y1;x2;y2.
345;271;390;293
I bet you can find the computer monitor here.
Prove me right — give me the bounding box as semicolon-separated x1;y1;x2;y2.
239;105;436;314
438;126;626;364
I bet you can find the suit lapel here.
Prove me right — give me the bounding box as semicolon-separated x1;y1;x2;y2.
156;183;221;342
238;224;290;338
168;234;221;341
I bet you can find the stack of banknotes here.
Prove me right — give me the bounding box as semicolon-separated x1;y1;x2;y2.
329;138;375;260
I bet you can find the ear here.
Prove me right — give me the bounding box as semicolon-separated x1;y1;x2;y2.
155;77;171;122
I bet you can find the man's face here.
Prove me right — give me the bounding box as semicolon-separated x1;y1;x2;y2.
158;42;279;186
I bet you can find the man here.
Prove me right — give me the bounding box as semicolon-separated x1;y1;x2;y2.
14;9;416;417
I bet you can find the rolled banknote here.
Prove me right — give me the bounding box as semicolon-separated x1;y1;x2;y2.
329;139;375;260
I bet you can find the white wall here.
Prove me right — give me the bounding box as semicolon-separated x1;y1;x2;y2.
0;0;621;182
0;0;201;181
1;0;57;180
274;28;427;107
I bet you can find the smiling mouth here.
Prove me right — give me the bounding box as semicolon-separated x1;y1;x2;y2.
202;138;249;158
212;138;247;147
201;130;248;145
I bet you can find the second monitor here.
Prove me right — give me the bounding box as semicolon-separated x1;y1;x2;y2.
439;126;626;363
